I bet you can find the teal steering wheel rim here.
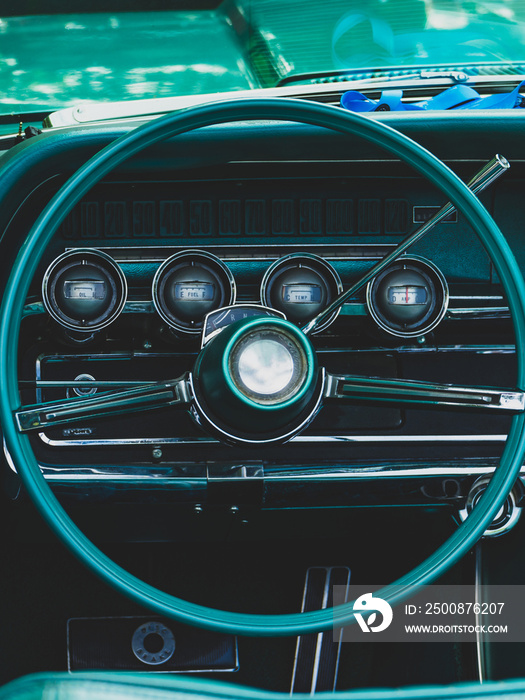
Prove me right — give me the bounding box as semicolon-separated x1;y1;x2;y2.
2;98;525;636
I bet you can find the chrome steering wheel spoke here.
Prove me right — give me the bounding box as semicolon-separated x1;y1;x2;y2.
15;375;191;432
324;373;525;412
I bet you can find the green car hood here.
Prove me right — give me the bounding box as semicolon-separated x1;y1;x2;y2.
0;10;255;115
3;2;525;120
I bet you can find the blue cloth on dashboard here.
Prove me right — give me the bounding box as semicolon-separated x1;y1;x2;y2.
340;81;525;112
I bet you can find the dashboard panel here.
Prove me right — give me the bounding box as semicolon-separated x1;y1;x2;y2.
1;114;523;520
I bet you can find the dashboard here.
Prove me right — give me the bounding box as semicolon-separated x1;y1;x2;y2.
2;110;524;531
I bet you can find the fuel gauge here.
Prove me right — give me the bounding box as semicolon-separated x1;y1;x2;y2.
152;250;235;334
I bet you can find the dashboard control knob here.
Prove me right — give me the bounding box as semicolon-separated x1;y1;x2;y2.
459;477;522;537
192;316;321;443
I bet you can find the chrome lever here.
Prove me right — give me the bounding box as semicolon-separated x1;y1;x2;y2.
302;155;510;336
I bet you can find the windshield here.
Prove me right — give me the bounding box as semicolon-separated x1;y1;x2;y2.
2;0;525;117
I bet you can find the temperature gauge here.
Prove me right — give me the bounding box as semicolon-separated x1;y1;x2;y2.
261;254;342;332
282;284;322;304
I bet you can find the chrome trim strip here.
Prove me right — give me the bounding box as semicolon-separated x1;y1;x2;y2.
23;300;155;318
447;307;510;319
324;372;524;412
45;73;525;127
293;434;509;444
44;474;202;482
37;462;516;482
450;296;503;301
264;465;507;480
24;298;511;320
34;460;506;484
291;567;350;694
475;544;486;684
33;380;156;388
37;432;508;448
96;243;396;263
311;573;330;695
2;443;519;481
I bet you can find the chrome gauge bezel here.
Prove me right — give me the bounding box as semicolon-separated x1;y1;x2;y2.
260;253;343;334
42;249;127;332
366;256;449;338
152;250;236;335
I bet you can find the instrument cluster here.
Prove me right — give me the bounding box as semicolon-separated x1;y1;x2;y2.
41;248;449;340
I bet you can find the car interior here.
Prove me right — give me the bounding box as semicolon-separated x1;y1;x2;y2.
2;1;525;699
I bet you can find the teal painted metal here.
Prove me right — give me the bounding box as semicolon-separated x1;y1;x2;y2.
247;0;525;85
0;11;254;114
1;98;525;636
3;671;525;700
5;2;525;118
194;316;317;435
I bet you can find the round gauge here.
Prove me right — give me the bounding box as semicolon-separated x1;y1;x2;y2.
366;256;448;338
260;253;342;333
152;250;235;334
42;249;127;332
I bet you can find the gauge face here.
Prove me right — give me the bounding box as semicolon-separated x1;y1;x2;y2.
42;250;127;332
174;282;215;302
261;254;342;333
282;284;322;304
366;257;448;338
387;285;427;306
153;251;235;334
63;280;107;300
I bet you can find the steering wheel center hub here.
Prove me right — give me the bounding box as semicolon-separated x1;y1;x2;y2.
191;316;321;444
230;327;307;404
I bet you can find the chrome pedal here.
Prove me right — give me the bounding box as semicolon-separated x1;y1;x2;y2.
290;566;350;694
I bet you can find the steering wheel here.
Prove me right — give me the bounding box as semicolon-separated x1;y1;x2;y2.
2;98;525;636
